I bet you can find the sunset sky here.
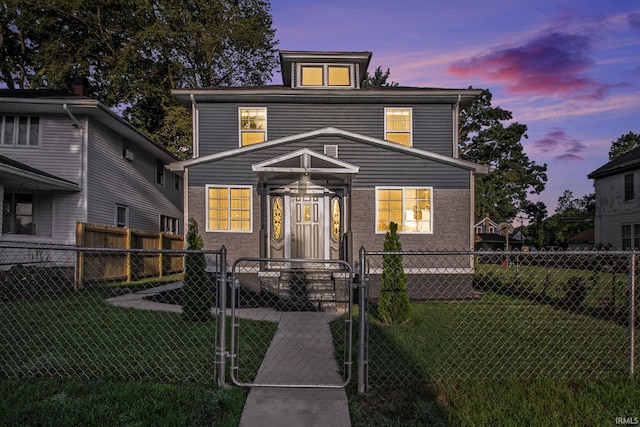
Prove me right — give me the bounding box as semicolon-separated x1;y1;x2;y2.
269;0;640;216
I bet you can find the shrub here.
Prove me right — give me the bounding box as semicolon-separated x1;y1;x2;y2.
181;218;211;322
377;222;413;324
563;276;587;309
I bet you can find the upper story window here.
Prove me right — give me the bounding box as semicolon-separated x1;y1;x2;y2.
1;116;41;147
298;64;353;88
624;173;634;201
156;159;165;185
384;108;412;147
239;108;266;146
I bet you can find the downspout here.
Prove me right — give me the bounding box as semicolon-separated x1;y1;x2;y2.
63;103;80;128
190;94;199;158
453;94;461;158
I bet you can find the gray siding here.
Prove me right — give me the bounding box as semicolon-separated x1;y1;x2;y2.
0;115;84;183
0;115;86;244
197;103;454;157
593;172;640;248
86;121;183;233
188;136;470;190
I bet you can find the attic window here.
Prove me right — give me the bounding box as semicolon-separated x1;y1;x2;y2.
298;64;353;88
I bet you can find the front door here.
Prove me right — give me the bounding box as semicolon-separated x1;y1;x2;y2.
291;193;323;259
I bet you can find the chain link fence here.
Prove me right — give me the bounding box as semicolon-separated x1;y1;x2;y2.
358;249;638;393
1;242;637;394
228;258;353;388
0;242;225;384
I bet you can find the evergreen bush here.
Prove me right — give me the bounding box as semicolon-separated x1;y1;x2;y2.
377;222;413;324
181;218;211;322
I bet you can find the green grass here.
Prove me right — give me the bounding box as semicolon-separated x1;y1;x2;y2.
0;283;277;426
2;273;638;426
0;377;245;427
343;292;640;426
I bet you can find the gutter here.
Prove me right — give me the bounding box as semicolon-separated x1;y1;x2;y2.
453;94;461;158
191;94;199;158
63;103;80;128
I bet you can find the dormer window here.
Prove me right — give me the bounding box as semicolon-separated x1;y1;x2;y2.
298;64;353;88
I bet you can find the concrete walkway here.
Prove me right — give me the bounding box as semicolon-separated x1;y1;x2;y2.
106;284;352;426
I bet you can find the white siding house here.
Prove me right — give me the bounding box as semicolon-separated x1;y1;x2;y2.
0;85;183;246
588;146;640;249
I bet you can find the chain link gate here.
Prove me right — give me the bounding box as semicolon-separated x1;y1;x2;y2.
220;258;354;388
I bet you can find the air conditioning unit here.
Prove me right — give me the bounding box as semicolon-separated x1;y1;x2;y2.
123;148;135;161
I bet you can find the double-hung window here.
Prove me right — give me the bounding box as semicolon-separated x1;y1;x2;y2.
116;205;129;228
384;108;412;147
239;108;266;146
376;187;432;233
206;185;252;232
621;224;640;249
1;115;40;147
624;173;634;201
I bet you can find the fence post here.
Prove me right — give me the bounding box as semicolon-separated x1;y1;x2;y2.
630;250;636;377
217;245;228;387
75;222;84;290
358;246;368;395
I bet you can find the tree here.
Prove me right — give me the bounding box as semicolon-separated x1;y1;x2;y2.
377;222;412;325
608;131;640;160
362;66;399;87
1;0;279;157
526;190;594;248
555;190;577;214
181;218;211;322
459;89;548;222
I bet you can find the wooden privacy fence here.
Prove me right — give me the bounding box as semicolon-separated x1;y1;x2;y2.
76;222;184;284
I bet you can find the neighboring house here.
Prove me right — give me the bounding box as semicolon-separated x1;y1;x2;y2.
588;146;640;249
170;50;488;301
0;81;183;250
474;215;523;250
567;228;595;250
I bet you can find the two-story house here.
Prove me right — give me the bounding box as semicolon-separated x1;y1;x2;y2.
0;82;184;248
170;50;488;301
588;146;640;249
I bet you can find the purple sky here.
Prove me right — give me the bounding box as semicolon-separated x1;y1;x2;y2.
269;0;640;216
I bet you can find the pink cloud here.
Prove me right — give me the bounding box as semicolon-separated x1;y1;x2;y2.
448;32;612;99
532;128;585;161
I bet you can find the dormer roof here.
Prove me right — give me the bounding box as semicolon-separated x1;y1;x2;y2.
279;50;372;88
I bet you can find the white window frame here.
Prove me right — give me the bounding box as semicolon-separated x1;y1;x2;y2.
384;107;413;147
238;107;267;147
116;204;129;228
621;224;640;249
296;63;355;88
375;186;433;234
160;215;179;234
205;185;253;233
1;115;42;147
